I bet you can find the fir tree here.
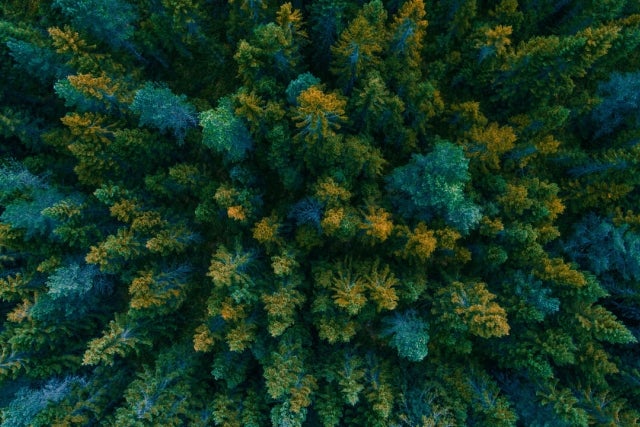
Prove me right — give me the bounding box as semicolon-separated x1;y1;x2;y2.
386;140;482;234
53;0;137;49
380;310;430;362
130;82;197;144
590;71;640;138
200;97;254;163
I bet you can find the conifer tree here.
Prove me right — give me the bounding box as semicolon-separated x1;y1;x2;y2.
200;97;254;163
330;1;386;93
386;140;482;234
131;82;197;144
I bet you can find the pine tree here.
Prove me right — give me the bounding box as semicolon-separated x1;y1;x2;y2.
308;0;349;72
53;0;137;49
130;82;197;144
114;344;199;426
0;179;64;241
494;24;621;112
386;140;482;234
200;97;254;162
590;71;640;138
380;310;429;362
30;262;107;321
6;39;70;84
292;85;347;143
1;377;79;427
330;1;386;93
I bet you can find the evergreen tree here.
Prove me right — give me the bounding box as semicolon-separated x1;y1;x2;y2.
200;97;254;163
330;0;386;93
590;71;640;138
380;310;429;362
386;140;482;234
130;82;197;144
1;377;79;427
53;0;137;49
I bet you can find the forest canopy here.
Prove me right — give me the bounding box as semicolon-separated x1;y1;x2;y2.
1;0;640;425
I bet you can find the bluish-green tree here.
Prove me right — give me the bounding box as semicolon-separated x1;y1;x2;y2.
54;79;107;113
563;213;640;326
1;186;64;241
380;310;430;362
30;262;108;321
53;0;137;49
200;97;253;163
511;270;560;322
130;82;197;144
114;344;198;426
590;72;640;138
0;161;44;202
1;377;79;427
285;73;321;106
308;0;350;76
288;198;324;229
386;140;481;233
6;40;70;84
564;214;640;285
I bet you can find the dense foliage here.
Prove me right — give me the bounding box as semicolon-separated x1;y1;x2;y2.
1;0;639;425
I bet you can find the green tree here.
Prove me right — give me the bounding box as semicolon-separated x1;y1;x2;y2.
330;1;386;92
130;82;197;144
200;97;254;163
380;310;429;362
53;0;137;49
114;344;200;426
386;140;482;234
1;377;79;427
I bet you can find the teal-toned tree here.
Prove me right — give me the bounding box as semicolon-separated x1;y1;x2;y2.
386;140;482;234
200;97;254;163
380;310;430;362
53;0;137;49
130;82;197;144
